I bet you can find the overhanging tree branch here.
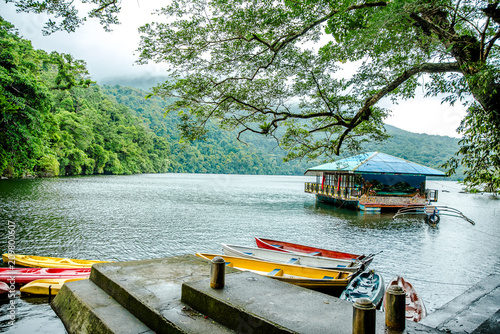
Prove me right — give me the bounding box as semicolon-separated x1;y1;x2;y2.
329;62;461;154
7;0;500;191
484;27;500;60
272;1;388;51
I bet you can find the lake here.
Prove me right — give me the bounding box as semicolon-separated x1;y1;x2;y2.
1;174;499;333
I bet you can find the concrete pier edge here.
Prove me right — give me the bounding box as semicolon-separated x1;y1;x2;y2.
51;279;153;334
420;273;500;333
86;255;239;334
181;270;393;334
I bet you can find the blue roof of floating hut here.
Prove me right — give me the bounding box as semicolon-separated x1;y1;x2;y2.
305;152;446;176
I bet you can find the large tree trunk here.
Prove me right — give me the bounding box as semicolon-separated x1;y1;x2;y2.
413;7;500;129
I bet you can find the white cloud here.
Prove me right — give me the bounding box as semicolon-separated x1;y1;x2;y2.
384;95;466;138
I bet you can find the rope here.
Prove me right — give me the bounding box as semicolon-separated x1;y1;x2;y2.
403;276;473;287
377;271;474;287
430;181;462;191
445;216;500;240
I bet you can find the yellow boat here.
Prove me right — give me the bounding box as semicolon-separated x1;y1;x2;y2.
2;253;110;268
20;278;87;296
196;253;356;296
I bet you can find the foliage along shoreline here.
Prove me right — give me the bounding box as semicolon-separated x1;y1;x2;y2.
1;17;170;178
1;17;462;180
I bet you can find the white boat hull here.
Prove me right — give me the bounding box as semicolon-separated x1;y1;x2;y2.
222;244;370;272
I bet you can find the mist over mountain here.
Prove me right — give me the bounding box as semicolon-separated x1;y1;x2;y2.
98;75;171;91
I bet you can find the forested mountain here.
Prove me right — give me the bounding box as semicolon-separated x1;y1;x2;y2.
364;125;464;179
101;84;312;175
101;84;463;178
0;17;463;179
0;18;170;178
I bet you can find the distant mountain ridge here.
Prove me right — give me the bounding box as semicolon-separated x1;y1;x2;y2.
100;83;463;179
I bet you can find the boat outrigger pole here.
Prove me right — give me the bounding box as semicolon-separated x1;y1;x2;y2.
393;205;475;225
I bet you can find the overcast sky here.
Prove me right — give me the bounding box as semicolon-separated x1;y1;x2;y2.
3;2;466;138
2;1;169;80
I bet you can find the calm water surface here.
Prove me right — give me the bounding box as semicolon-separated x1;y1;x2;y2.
0;174;499;333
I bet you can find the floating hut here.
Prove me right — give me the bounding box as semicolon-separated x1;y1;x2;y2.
304;152;446;212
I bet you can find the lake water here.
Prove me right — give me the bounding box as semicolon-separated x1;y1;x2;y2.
1;174;499;333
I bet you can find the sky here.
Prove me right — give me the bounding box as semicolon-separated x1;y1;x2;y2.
2;1;466;138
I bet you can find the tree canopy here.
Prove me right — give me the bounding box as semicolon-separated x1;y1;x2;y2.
6;0;500;192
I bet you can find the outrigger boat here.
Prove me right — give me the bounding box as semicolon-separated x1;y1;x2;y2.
0;268;91;284
20;278;87;296
393;205;475;225
2;254;110;268
255;237;372;261
222;244;371;272
196;253;355;296
340;269;385;308
383;276;427;322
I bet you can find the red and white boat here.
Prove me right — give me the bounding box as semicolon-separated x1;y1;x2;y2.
0;282;9;295
0;267;91;285
222;244;371;272
255;237;370;261
383;276;427;322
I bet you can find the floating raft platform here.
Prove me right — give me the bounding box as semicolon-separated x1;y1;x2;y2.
305;152;446;212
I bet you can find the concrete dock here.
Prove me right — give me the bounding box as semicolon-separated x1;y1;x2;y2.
51;255;500;333
420;273;500;333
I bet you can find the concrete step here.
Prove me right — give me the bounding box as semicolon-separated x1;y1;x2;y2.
52;254;238;334
88;254;238;334
420;273;500;333
52;279;154;334
52;254;442;334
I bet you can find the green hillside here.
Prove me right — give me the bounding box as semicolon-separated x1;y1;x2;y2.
0;18;170;178
101;84;462;179
101;84;311;175
365;125;460;169
363;125;464;179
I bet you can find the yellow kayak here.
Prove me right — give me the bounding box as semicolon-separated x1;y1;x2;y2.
20;278;87;296
196;253;355;296
2;253;110;268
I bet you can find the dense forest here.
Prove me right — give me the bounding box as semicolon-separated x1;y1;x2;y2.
0;17;462;179
0;18;171;178
364;125;464;178
101;84;314;175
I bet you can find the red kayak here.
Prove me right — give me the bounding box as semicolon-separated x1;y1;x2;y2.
0;282;9;295
383;276;427;322
0;268;91;285
255;237;367;261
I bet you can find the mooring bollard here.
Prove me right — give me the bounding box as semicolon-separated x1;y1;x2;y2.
385;285;406;331
352;298;376;334
210;256;225;289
